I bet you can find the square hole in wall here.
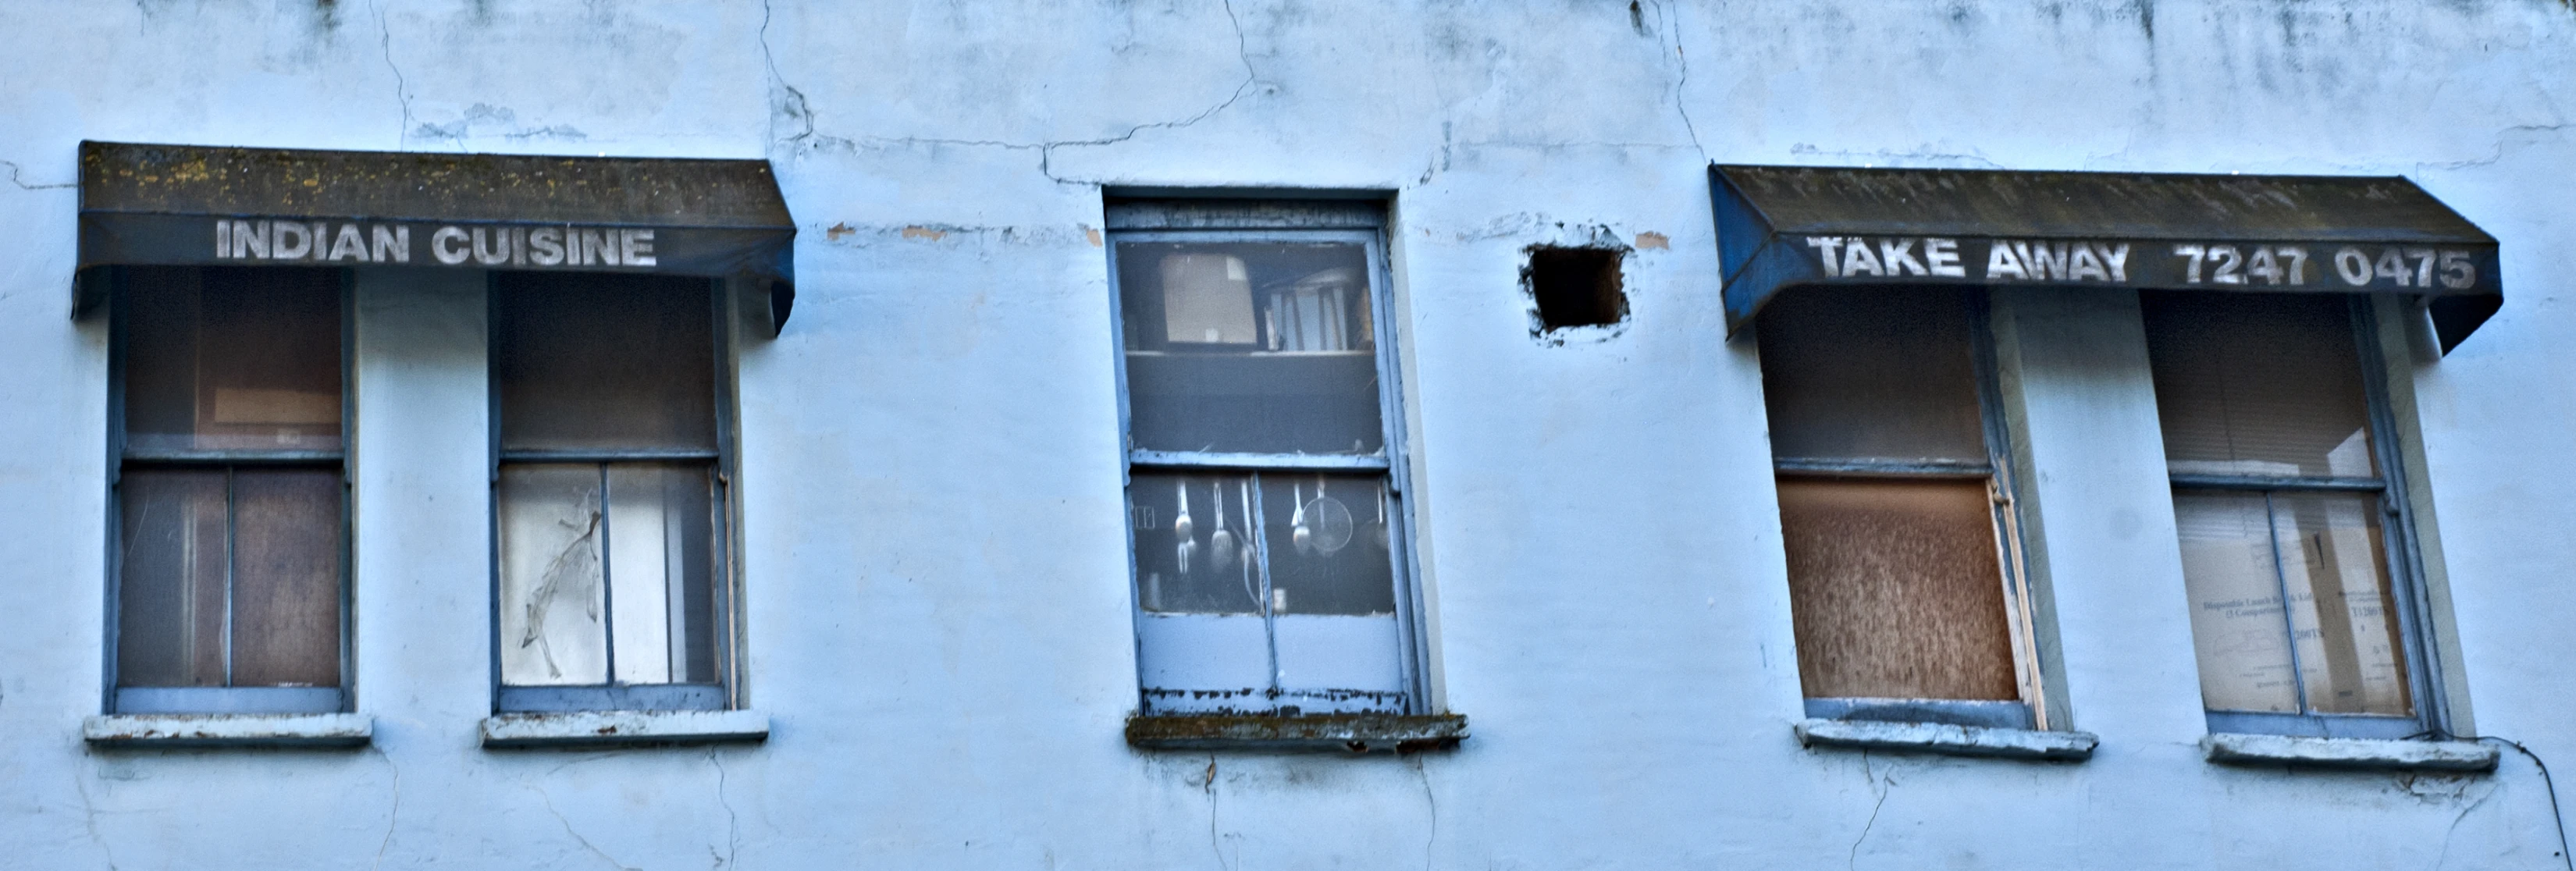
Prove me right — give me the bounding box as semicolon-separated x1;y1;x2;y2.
1526;246;1627;332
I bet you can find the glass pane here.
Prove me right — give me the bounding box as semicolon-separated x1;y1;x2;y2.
2272;491;2411;716
2173;492;2301;713
1259;473;1397;616
499;465;608;685
1775;477;2018;700
1757;286;1987;463
125;267;343;453
606;464;718;684
229;469;343;688
1117;241;1384;455
1129;472;1263;615
116;470;228;687
494;273;716;452
2143;293;2378;478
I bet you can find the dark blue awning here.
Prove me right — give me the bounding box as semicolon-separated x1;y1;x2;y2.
1710;165;2502;353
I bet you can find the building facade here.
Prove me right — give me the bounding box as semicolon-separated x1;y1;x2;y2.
5;1;2576;868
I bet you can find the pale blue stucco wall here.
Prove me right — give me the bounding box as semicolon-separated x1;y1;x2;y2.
3;1;2574;868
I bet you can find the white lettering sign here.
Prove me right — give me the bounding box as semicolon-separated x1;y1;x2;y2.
214;220;663;269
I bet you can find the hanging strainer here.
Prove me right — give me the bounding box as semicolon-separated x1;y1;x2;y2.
1298;475;1356;556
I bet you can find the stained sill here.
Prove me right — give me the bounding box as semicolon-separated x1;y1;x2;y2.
1795;719;2097;761
83;713;372;748
1126;713;1468;752
2203;733;2498;772
480;710;770;748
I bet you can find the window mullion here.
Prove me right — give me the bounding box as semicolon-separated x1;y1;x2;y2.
1247;474;1281;698
2258;492;2314;716
597;462;616;686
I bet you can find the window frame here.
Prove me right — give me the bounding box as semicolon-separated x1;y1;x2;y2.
2154;293;2446;741
1762;288;2055;731
101;265;358;716
1103;200;1433;718
483;275;742;714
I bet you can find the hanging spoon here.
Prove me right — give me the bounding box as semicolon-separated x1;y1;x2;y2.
1291;480;1313;556
1172;481;1196;574
1209;482;1237;571
1369;480;1390;551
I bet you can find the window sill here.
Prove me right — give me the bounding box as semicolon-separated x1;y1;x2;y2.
2202;732;2498;772
480;710;770;749
1126;713;1468;752
83;713;372;748
1794;719;2097;761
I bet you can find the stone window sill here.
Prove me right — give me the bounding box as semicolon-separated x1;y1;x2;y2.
2202;732;2498;772
83;713;373;748
480;710;770;748
1126;713;1468;752
1795;718;2097;761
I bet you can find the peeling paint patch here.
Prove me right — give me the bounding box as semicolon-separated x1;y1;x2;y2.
1085;227;1103;247
826;222;855;240
1635;231;1670;251
900;226;948;241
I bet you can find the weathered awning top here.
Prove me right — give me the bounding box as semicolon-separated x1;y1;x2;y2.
1710;164;2502;353
77;141;799;332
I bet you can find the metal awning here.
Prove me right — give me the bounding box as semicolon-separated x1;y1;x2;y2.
76;141;799;334
1710;165;2502;353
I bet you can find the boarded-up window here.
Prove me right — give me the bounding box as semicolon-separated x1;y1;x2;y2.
1758;286;2023;709
2144;293;2414;726
115;268;347;711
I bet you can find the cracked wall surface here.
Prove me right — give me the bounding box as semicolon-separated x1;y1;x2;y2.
4;1;2576;868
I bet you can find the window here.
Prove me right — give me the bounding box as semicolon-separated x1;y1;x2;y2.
1757;286;2045;729
1108;200;1426;717
111;267;349;714
491;273;735;712
2144;292;2434;739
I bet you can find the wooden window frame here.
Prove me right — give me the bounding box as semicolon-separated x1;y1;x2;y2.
485;276;742;714
103;266;356;716
2153;293;2446;741
1764;288;2055;731
1105;198;1435;718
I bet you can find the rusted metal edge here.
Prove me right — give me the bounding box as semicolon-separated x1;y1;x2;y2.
81;713;372;749
1794;718;2096;762
479;710;770;750
1124;713;1467;753
2203;732;2498;772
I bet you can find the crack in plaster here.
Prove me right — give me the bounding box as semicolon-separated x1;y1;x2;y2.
2;159;75;190
710;750;742;868
368;0;418;151
1200;756;1230;871
528;773;642;871
1033;0;1259;183
73;768;120;871
1408;755;1438;871
758;0;1258;187
2432;778;2504;871
1848;752;1898;871
756;0;817;151
368;745;404;870
1646;0;1710;162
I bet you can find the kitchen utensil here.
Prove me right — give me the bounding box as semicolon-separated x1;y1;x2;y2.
1172;481;1196;574
1301;475;1355;556
1208;482;1237;571
1369;481;1390;551
1291;481;1313;555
